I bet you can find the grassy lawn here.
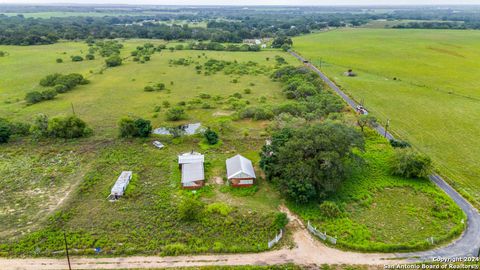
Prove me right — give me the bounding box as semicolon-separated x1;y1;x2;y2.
289;130;465;252
293;28;480;209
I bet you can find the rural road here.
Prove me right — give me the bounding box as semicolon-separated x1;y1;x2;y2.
0;207;402;270
288;50;480;259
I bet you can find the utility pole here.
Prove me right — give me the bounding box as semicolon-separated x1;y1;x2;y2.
63;231;72;270
384;119;390;138
71;103;76;116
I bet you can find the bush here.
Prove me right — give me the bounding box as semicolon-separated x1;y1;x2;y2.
239;106;274;120
25;91;44;104
41;89;57;100
243;88;252;94
162;101;171;108
105;55;122;67
155;83;165;90
204;127;219;145
144;86;155;92
118;117;152;138
390;139;411;148
0;118;12;143
178;196;204;221
71;55;83;62
54;84;68;93
9;121;30;136
47;115;91;139
56;58;63;63
166;107;186;121
391;149;432;178
274;212;289;230
319;201;342;218
85;54;95;60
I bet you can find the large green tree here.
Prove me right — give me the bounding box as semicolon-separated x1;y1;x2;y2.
261;123;364;203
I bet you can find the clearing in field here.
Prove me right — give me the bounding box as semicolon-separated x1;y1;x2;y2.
293;28;480;209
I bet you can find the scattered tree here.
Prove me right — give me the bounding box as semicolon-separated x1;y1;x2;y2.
166;107;186;121
357;114;377;132
391;149;432;178
105;55;122;67
204;127;219;145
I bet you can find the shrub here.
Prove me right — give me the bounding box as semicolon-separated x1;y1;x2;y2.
274;212;289;229
162;101;171;108
105;55;122;67
166;107;186;121
391;149;432;178
155;83;166;91
243;88;252;94
56;58;63;63
390;139;411;148
30;114;49;138
47;115;91;139
239;106;274;121
9;121;30;136
0;118;12;143
85;54;95;60
319;201;342;218
118;117;152;138
204;127;219;145
71;55;83;62
199;93;211;99
54;84;68;93
25;91;44;104
41;89;57;100
178;196;204;221
144;86;155;92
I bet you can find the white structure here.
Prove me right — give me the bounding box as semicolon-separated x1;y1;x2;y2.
153;141;165;149
178;152;205;189
226;154;256;187
108;171;132;201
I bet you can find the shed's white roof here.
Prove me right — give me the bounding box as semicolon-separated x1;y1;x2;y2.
226;154;256;179
178;152;204;164
111;171;132;195
181;162;205;183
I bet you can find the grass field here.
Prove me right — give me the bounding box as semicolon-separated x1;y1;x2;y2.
0;39;465;255
289;130;465;252
293;28;480;208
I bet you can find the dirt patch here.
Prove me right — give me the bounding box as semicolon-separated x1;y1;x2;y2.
213;176;224;185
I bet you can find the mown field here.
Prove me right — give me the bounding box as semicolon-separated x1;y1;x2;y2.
0;39;464;255
293;28;480;208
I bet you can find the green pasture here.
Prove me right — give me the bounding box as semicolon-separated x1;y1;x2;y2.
0;39;465;255
293;28;480;208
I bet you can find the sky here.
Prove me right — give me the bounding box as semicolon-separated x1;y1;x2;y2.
1;0;480;5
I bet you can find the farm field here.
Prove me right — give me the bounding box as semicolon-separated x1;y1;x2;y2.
293;28;480;208
0;39;464;256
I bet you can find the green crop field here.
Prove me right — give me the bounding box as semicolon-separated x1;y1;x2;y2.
0;39;464;256
293;28;480;208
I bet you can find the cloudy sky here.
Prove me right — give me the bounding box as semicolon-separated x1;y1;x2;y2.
1;0;479;5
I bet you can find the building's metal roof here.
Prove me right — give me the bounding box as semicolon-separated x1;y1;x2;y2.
226;154;256;179
111;171;132;195
178;152;204;164
181;162;205;183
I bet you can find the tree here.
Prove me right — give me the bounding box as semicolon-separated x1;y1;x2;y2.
166;107;186;121
357;114;377;132
391;149;432;178
105;55;122;67
260;123;364;203
41;89;57;100
0;118;12;143
204;128;219;145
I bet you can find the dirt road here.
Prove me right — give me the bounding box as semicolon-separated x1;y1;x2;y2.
0;207;400;270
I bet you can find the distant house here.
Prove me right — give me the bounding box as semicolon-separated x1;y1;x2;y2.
178;151;205;189
108;171;132;201
226;154;256;187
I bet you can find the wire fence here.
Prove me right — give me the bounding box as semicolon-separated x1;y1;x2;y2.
267;229;283;249
307;221;337;245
